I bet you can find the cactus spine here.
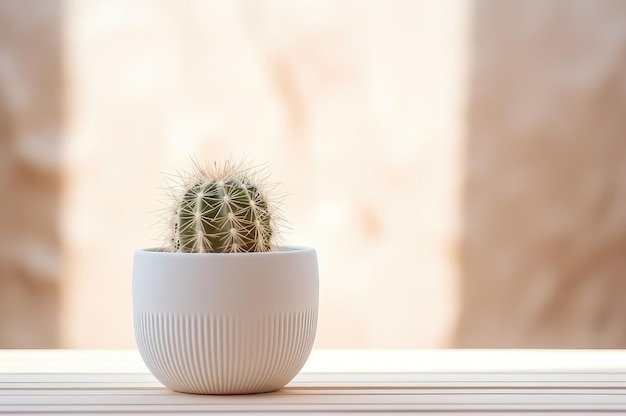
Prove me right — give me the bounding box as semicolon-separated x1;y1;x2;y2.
166;161;280;253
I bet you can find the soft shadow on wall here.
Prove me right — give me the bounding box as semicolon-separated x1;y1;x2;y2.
0;0;63;347
456;0;626;348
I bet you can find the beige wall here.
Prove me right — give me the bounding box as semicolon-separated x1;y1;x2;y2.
1;0;626;348
60;0;468;348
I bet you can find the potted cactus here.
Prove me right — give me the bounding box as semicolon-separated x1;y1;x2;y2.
132;161;319;394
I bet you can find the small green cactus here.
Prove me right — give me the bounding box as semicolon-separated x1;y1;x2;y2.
164;160;282;253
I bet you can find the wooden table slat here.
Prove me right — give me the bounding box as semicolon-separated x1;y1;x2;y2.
1;350;626;414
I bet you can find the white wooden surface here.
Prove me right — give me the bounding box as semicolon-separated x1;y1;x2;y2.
1;349;626;415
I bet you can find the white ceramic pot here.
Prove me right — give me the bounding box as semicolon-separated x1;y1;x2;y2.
132;246;318;394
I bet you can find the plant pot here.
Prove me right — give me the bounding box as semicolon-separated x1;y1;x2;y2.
132;246;318;394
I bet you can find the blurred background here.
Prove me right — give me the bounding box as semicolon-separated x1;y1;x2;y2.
1;0;626;349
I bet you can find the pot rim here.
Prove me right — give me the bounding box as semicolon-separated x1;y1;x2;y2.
136;245;315;257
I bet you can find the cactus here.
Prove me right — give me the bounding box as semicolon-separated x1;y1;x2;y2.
165;161;282;253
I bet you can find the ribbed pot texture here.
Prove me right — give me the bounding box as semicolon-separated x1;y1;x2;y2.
132;247;319;394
